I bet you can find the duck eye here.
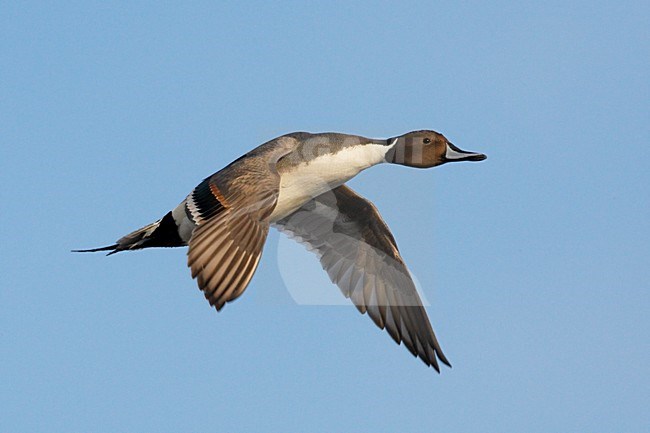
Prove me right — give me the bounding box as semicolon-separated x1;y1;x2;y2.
423;138;431;144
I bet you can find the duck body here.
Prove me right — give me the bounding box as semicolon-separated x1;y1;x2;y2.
166;132;391;242
77;130;486;371
270;133;392;220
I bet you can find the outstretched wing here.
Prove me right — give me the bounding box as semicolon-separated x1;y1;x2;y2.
274;185;450;371
186;145;292;311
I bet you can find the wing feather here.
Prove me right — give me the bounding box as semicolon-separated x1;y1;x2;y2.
274;184;450;371
185;140;294;311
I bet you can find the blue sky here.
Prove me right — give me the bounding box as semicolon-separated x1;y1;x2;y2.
2;1;649;432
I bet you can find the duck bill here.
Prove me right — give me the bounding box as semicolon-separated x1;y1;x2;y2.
444;142;487;162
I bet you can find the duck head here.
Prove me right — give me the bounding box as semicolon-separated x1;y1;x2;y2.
385;130;486;168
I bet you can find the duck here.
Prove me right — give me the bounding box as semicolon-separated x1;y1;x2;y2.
76;130;486;371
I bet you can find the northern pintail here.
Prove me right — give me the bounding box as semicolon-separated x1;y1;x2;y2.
76;130;486;371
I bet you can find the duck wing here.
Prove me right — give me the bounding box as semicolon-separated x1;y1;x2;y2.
274;185;450;371
187;147;291;311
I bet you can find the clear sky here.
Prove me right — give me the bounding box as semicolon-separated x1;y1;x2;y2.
2;1;649;432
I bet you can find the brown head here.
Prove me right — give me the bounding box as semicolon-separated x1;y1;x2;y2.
385;130;486;168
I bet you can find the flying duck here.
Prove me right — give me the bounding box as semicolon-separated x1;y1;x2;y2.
76;130;486;371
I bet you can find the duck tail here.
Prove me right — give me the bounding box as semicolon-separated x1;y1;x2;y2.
73;211;184;255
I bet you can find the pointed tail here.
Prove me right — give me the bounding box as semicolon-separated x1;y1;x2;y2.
73;211;185;255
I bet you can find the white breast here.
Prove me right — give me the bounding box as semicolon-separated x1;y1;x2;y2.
269;143;391;221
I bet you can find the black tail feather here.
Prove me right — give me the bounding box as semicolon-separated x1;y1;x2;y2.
73;211;184;256
72;244;120;255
